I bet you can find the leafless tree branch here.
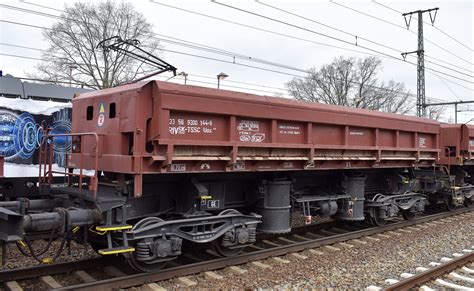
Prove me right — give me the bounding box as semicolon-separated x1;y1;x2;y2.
286;56;423;116
27;0;161;89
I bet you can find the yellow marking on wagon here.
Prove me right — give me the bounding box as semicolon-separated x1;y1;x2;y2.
89;226;106;235
98;247;135;255
95;224;132;232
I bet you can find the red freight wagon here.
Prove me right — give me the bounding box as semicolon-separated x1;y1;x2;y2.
440;124;474;166
70;80;440;196
2;80;472;272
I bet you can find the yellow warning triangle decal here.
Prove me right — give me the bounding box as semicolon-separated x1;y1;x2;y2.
99;103;105;113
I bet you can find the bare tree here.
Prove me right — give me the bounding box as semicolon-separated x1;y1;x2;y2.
286;56;414;115
29;1;160;89
426;105;445;120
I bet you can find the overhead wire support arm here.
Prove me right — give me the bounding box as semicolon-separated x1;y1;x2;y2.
401;50;420;61
402;8;439;29
425;100;474;107
401;7;439;118
424;100;474;124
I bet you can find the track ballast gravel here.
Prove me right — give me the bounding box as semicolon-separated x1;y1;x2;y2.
1;240;98;270
156;211;474;289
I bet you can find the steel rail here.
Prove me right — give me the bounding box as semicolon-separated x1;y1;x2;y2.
0;257;115;283
385;252;474;291
59;208;473;290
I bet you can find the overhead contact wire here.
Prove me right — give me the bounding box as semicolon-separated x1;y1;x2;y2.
255;0;474;79
208;1;474;84
330;0;474;66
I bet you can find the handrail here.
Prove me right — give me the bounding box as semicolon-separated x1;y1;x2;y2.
38;131;100;199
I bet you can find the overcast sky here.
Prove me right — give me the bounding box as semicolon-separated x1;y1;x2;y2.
0;0;473;122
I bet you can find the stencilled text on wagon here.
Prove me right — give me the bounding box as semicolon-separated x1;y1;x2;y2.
169;118;217;135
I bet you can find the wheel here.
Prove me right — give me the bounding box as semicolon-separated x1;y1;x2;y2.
370;215;386;226
464;197;473;208
127;253;169;273
212;209;247;257
444;197;456;211
127;217;171;272
212;238;246;257
368;208;386;227
402;210;416;220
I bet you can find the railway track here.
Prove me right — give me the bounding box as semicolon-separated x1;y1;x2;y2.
381;250;474;291
0;257;123;290
2;207;470;290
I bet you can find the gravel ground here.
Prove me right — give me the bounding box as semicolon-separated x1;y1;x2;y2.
1;239;98;270
291;211;333;228
156;211;474;289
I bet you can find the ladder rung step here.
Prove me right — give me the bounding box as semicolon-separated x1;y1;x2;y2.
96;224;132;231
98;246;135;255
